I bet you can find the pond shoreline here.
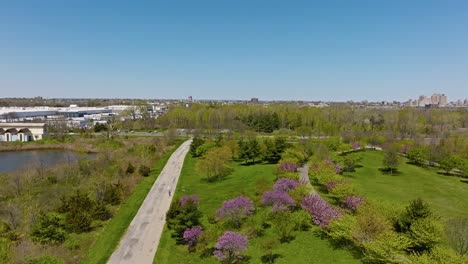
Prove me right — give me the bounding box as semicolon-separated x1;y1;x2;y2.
0;143;99;153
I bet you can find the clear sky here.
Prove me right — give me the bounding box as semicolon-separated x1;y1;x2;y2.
1;1;467;101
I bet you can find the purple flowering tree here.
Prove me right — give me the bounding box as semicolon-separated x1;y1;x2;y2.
213;231;248;263
351;142;361;150
342;195;364;211
216;196;254;228
183;226;203;252
301;193;340;228
262;190;296;212
278;162;298;172
325;180;340;192
180;195;199;206
335;163;342;174
273;178;299;192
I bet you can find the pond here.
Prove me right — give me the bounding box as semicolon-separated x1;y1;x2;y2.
0;150;95;173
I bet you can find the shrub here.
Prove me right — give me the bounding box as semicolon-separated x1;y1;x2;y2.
213;231;248;263
327;214;357;245
291;210;312;231
301;193;340;228
277;162;298;173
125;162;135;174
273;178;299;192
262;190;295;213
352;204;392;244
31;213;66;245
272;211;296;242
362;231;412;264
190;137;206;157
180;195;199;207
167;196;203;244
216;196;254;228
183;226;203;252
58;191;95;233
407;146;429;167
342;195;364;211
138;165;151;177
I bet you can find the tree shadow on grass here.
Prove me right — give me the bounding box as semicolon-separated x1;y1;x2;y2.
261;254;283;263
378;168;402;176
461;179;468;184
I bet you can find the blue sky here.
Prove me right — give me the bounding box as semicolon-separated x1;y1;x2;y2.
1;1;467;101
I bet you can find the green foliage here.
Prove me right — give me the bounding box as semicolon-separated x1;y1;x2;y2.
25;255;64;264
93;202;112;221
352;204;392;245
327;214;357;245
241;111;280;133
58;191;95;233
262;136;289;164
341;154;362;172
166;198;203;244
0;238;10;263
102;182;123;206
190;137;206;157
382;147;400;174
195;142;217;157
272;211;296;242
439;156;463;175
238;138;262;164
31;213;66;245
395;198;442;253
362;231;412;264
196;146;232;181
138;165;151;177
407;146;429;167
291;210;312;231
407;246;468;264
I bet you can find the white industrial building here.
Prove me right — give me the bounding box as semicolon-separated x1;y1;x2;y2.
0;123;46;142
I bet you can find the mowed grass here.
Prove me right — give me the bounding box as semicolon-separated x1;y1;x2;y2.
344;150;468;219
81;140;184;264
154;155;361;264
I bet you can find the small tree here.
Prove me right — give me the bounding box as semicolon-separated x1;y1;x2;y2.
216;196;254;228
190;137;206;157
382;147;400;174
166;195;203;244
183;226;203;252
138;165;151;177
301;194;340;228
262;190;295;213
31;213;66;245
439;156;461;175
407;146;429;167
213;231;248;263
445;218;468;256
197;146;231;181
125;162;135;174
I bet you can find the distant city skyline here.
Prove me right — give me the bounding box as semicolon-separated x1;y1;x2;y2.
1;1;467;101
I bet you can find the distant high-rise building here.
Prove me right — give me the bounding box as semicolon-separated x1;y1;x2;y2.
439;94;447;107
456;99;463;107
250;98;259;104
418;95;431;107
464;98;468;106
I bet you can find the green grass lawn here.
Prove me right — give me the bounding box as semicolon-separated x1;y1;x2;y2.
81;140;184;264
154;155;361;264
343;150;468;219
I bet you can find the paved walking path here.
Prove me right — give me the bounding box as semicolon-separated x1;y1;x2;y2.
108;139;192;264
298;164;315;194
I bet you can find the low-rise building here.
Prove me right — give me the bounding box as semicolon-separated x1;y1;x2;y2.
0;123;46;142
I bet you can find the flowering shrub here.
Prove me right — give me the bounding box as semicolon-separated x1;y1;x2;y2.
325;180;340;192
183;226;203;252
335;163;342;174
301;193;340;228
278;162;298;172
351;142;361;150
262;190;295;212
342;195;364;211
273;178;299;192
214;231;248;262
180;195;199;206
216;196;254;227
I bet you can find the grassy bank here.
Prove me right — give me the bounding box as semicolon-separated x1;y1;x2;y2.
344;151;468;219
81;139;185;264
154;155;361;264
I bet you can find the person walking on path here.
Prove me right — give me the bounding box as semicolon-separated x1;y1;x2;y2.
167;186;171;196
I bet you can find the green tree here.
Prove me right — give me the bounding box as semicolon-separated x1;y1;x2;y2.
407;146;429;167
439;156;462;175
31;213;66;245
445;218;468;256
196;146;231;181
166;198;203;244
190;137;206;157
382;147;400;174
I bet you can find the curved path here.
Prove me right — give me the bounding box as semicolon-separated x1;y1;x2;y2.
108;139;192;264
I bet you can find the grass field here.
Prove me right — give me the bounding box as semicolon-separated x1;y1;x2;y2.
154;155;361;264
81;140;184;264
343;150;468;219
